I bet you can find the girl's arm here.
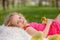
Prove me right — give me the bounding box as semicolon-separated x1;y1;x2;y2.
43;19;53;37
25;19;53;37
25;27;38;35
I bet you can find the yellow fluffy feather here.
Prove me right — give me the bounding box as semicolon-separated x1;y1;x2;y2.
41;17;47;24
48;34;60;40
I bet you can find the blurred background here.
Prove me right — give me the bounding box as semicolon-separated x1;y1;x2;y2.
0;0;60;25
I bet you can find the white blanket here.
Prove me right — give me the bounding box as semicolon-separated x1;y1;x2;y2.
0;26;31;40
0;26;48;40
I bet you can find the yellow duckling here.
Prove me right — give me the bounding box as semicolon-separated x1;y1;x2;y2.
41;17;47;24
48;34;60;40
31;32;43;40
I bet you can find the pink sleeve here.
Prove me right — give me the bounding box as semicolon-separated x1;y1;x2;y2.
48;20;60;36
29;22;46;31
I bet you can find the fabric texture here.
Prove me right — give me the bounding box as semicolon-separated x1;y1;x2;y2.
29;22;46;31
0;26;31;40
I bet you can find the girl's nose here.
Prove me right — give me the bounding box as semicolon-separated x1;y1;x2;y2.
19;19;24;23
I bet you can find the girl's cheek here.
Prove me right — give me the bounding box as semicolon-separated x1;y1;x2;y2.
17;23;24;28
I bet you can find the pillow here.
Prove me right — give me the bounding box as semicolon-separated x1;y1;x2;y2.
0;26;31;40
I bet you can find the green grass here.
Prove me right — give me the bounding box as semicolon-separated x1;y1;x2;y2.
0;6;60;25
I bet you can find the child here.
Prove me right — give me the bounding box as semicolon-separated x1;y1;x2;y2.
3;12;38;36
3;12;60;37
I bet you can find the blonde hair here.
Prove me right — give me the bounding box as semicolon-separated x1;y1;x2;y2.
4;12;27;27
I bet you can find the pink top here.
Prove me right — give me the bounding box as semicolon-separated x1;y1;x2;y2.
29;22;46;31
29;20;60;36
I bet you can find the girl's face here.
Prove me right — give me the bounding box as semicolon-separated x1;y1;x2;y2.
11;14;27;28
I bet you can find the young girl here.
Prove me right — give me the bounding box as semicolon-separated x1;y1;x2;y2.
3;12;60;37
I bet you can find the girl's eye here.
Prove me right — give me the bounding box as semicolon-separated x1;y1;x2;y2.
19;17;21;19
